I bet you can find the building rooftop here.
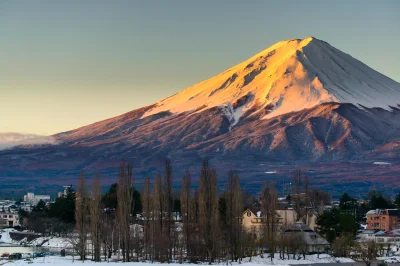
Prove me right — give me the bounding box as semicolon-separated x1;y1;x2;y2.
378;229;400;237
283;223;329;245
366;209;400;216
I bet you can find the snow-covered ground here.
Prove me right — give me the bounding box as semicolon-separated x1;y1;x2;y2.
28;237;72;249
0;229;70;249
0;229;19;245
2;254;354;266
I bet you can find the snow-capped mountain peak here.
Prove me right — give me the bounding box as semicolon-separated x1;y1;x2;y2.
142;37;400;126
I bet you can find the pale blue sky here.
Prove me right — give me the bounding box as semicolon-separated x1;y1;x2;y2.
1;0;399;135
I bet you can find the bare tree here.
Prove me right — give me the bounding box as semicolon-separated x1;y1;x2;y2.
260;181;278;262
130;224;144;261
225;170;243;262
357;240;378;266
303;175;310;226
163;159;173;262
332;233;355;257
100;211;116;262
198;158;219;264
292;169;302;221
152;172;164;261
116;162;134;262
89;174;102;262
142;176;152;260
75;171;88;261
180;169;192;261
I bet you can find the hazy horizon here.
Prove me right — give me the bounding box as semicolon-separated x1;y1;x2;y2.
1;0;399;135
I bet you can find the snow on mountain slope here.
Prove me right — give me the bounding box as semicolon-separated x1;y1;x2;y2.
142;37;400;124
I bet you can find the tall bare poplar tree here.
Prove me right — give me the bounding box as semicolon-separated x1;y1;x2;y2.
226;170;243;262
89;174;102;262
116;162;134;262
303;175;310;226
163;159;173;262
75;171;88;261
142;176;152;260
292;169;302;221
261;181;278;262
152;172;164;260
180;169;192;260
198;158;219;264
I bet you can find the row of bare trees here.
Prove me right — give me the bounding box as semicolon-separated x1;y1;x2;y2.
140;158;287;263
70;159;328;263
73;163;135;262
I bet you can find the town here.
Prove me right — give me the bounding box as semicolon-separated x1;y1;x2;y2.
0;160;399;266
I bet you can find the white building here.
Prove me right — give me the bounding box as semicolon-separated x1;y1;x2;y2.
19;202;33;212
0;212;20;227
23;192;50;205
58;185;73;198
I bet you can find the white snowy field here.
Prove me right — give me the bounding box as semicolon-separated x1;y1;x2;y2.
1;254;354;266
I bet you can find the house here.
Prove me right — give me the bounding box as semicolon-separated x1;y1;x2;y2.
0;212;20;228
356;229;377;242
366;209;400;231
283;223;330;254
242;207;265;235
374;229;400;244
242;207;316;234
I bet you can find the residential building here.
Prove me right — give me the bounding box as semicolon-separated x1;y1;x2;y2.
283;223;330;254
242;207;265;235
0;212;20;228
242;207;317;234
366;209;400;231
374;229;400;244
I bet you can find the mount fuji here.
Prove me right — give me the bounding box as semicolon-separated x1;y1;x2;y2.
1;37;400;195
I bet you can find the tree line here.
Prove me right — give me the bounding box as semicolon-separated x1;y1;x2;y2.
18;159;330;263
17;158;398;264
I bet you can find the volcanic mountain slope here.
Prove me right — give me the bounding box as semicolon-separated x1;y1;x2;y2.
1;37;400;194
142;36;400;120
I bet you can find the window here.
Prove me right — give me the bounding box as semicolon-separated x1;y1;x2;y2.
377;238;384;243
383;223;386;227
247;211;251;217
2;215;6;218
